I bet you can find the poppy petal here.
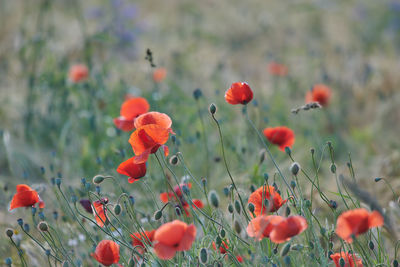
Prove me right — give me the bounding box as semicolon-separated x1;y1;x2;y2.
117;157;147;183
153;242;177;260
177;224;196;251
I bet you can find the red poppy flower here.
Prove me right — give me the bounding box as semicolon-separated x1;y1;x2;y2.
268;62;288;77
153;220;196;260
248;185;287;217
116;157;147;183
305;84;332;106
113;97;150;131
160;183;193;202
330;252;363;267
212;240;229;254
91;240;120;266
92;200;108;227
182;199;204;216
236;255;244;263
224;82;253;105
263;126;295;151
129;124;170;163
247;215;307;243
131;230;156;251
68;64;89;83
153;68;167;83
335;208;383;243
134;112;173;133
9;184;45;211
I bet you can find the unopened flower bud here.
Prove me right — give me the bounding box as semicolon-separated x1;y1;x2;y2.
234;200;241;214
201;177;207;187
281;243;291;257
374;177;382;182
169;155;178;165
209;103;217;115
154;210;162;220
234;220;242;234
330;164;336;173
339;258;345;267
6;229;13;238
93;175;105;185
38;221;48;232
248;203;255;213
220;229;226;238
199;247;208;264
193;88;203;100
290;162;300;175
114;204;122;215
285;147;291;156
208;190;219;208
228;204;234;214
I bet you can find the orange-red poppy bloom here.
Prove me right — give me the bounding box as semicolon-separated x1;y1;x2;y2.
68;64;89;83
129;124;170;164
224;82;253;105
160;183;192;202
212;240;229;254
92;199;108;227
236;255;244;263
330;252;363;267
91;240;120;266
305;84;332;106
116;157;147;183
248;185;287;217
153;68;167;83
335;208;384;243
113;97;150;131
268;62;288;77
131;230;156;251
153;220;196;260
263;126;295;151
9;184;45;211
247;215;307;243
134;112;173;132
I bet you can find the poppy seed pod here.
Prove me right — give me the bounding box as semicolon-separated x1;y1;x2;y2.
93;175;105;185
199;247;208;264
6;229;13;238
209;103;217;115
208;190;219;208
114;204;122;215
290;162;301;175
154;210;163;220
38;221;48;232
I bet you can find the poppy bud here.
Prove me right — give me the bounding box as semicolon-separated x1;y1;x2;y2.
369;241;374;250
128;258;135;267
93;175;105;185
329;242;333;250
285;207;291;216
81;178;86;186
393;260;399;267
374;177;382;182
85;183;90;191
208;190;219;208
32;207;37;215
223;187;229;196
248;203;255;213
95;186;101;194
309;241;314;249
129;196;135;205
6;229;13;238
330;164;336;173
329;200;337;209
220;229;226;238
53;211;58;220
154;210;163;220
45;249;50;256
62;261;70;267
290;162;301;175
201;177;207;187
290;180;296;189
17;218;23;226
305;200;311;209
259;149;266;164
70;195;77;203
228;204;234;214
209;103;217;115
310;148;315;155
285;147;291;156
38;221;48;232
216;236;222;246
5;258;12;266
199;247;208;264
281;243;291;257
320;227;326;236
339;258;345;267
273;247;278;254
55;178;62;187
114;204;122;215
193;88;203;100
234;220;242;234
24;223;30;232
40;166;45;174
234;200;241;214
169;155;179;165
39;212;45;220
175;205;182;216
263;173;269;182
328;250;333;258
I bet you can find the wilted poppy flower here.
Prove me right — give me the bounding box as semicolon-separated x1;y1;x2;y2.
68;64;89;83
248;185;287;217
263;126;295;151
79;199;93;213
212;240;229;254
153;68;167;83
134;112;173;132
153;220;196;260
268;62;288;77
117;157;147;183
9;184;45;211
91;240;120;266
330;251;363;267
131;230;156;252
129;124;170;163
224;82;253;105
92;199;108;227
305;84;332;106
113;97;150;131
335;208;383;243
247;215;307;243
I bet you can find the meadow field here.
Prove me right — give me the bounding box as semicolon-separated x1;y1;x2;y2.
1;0;400;266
